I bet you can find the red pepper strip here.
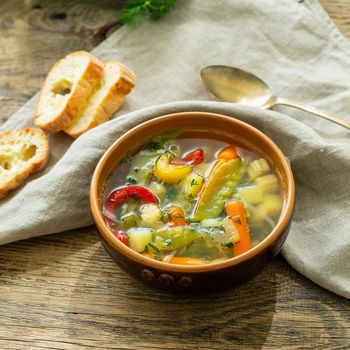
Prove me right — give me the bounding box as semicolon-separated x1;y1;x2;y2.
174;149;204;165
105;186;158;246
106;185;158;213
114;228;129;246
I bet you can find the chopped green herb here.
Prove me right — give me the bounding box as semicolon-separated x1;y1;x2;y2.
164;239;172;247
190;179;199;187
153;176;162;184
224;242;234;248
168;145;178;156
126;176;137;185
148;242;160;252
119;0;177;26
148;242;161;260
143;140;164;153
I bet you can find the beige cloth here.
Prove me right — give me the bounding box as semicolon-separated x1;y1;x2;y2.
0;0;349;298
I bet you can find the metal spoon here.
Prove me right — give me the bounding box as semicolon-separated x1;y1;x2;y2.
200;65;350;130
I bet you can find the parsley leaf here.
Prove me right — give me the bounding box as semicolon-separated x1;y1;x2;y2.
119;0;177;26
190;179;199;187
126;176;137;185
148;242;161;260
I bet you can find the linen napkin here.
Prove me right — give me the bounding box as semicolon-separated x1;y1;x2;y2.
1;0;349;299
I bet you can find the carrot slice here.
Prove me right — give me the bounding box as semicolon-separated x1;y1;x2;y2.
226;200;252;256
166;206;187;226
218;146;238;160
168;257;208;265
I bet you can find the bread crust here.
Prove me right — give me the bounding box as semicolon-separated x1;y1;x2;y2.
64;61;136;138
0;128;49;200
34;51;104;133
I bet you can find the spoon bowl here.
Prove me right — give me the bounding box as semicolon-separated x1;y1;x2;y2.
200;65;350;130
201;65;273;108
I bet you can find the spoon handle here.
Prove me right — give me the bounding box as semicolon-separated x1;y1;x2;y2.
273;97;350;130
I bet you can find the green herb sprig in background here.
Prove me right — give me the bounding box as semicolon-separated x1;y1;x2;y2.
119;0;177;25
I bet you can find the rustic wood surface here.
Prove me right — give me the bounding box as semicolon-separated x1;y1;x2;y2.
0;1;349;349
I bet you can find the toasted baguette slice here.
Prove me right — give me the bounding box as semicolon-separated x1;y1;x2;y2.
34;51;104;133
64;61;136;138
0;128;49;200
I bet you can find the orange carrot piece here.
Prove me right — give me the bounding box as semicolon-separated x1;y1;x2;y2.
218;146;238;161
226;200;252;256
168;257;208;265
166;206;187;226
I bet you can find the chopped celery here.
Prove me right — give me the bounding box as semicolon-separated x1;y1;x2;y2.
221;217;240;244
248;158;271;180
254;174;279;193
153;226;200;251
200;218;223;228
179;240;228;260
152;224;226;251
192;159;245;221
122;212;140;230
204;227;229;247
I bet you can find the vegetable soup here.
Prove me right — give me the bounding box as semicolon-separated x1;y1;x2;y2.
103;130;284;265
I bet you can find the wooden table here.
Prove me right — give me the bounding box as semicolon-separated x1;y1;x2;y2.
0;1;349;349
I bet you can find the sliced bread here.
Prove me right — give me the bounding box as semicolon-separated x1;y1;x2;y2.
34;51;104;133
64;61;136;138
0;128;49;200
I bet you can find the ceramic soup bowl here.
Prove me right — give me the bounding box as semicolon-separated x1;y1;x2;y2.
90;112;295;292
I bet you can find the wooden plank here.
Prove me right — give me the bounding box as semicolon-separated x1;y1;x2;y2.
0;0;121;125
0;0;349;349
0;229;349;350
320;0;350;39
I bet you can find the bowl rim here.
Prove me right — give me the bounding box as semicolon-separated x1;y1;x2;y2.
90;111;295;273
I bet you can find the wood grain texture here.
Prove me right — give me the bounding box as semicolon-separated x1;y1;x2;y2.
320;0;350;39
0;0;121;125
0;1;349;349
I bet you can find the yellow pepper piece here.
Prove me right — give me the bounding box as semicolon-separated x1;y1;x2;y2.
154;152;192;184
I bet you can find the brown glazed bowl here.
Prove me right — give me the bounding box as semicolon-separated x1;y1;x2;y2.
90;112;295;293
